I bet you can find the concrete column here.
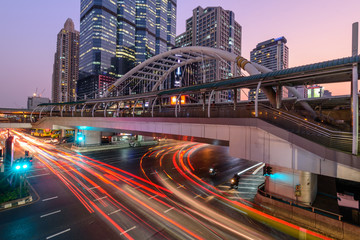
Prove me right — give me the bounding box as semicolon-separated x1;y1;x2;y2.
82;130;101;145
265;166;317;205
261;86;277;107
61;129;66;138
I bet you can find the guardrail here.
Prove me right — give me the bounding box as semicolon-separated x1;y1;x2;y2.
257;182;343;221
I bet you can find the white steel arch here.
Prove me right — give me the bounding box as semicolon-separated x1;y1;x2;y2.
105;46;260;97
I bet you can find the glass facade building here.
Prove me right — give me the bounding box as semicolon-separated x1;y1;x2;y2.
80;0;176;80
248;37;289;100
52;18;79;103
175;6;242;102
79;0;117;75
250;36;288;71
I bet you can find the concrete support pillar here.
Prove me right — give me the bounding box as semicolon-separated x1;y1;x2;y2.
61;129;66;138
265;166;317;205
81;130;101;145
261;86;277;107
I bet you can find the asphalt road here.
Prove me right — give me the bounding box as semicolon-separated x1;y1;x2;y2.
0;132;328;240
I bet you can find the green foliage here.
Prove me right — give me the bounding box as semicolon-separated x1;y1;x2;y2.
0;174;30;204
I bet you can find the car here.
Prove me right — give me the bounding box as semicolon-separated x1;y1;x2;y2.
61;136;74;143
43;138;53;143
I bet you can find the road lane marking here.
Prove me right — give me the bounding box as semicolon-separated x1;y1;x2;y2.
164;207;174;213
94;196;108;201
88;186;100;190
108;209;121;215
252;163;265;175
41;210;61;218
177;185;184;189
42;196;58;202
120;226;136;236
46;228;71;239
150;172;157;175
194;194;201;199
27;173;50;178
148;195;158;199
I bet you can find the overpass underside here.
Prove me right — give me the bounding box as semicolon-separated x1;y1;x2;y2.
34;116;360;182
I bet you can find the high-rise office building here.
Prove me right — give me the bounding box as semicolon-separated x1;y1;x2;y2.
52;18;79;103
77;74;116;99
250;36;288;71
79;0;176;80
27;94;50;110
248;36;289;100
176;6;242;102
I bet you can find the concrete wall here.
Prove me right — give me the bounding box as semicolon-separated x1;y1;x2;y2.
33;117;360;182
255;193;360;240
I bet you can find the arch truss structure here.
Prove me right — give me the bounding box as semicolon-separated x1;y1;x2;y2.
105;46;255;97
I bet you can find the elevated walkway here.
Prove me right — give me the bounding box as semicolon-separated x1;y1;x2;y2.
33;104;360;182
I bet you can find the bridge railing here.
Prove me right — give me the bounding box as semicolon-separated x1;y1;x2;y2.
256;104;354;152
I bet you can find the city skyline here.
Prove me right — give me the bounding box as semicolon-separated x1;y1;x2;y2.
1;0;360;108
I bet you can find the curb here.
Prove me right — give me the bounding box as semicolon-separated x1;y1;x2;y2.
0;195;33;210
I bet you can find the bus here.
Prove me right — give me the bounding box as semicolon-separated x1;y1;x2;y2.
51;129;61;139
65;129;75;137
39;129;52;137
31;128;51;137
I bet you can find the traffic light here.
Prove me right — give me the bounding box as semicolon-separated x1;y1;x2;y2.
76;132;85;145
263;166;273;176
295;184;301;197
13;158;30;171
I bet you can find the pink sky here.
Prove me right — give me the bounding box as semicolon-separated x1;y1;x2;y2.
1;0;360;108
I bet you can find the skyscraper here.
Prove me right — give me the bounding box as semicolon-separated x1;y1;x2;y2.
79;0;176;80
176;6;242;102
52;18;79;103
248;36;289;100
250;36;288;71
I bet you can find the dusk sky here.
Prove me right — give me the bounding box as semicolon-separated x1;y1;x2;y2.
1;0;360;108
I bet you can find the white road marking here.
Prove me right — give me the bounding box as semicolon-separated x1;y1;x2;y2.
252;163;265;175
148;195;158;199
237;162;264;176
40;210;61;218
120;226;136;236
94;196;108;201
88;186;100;190
46;228;71;239
108;209;121;215
164;207;174;213
42;196;58;202
27;173;50;178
